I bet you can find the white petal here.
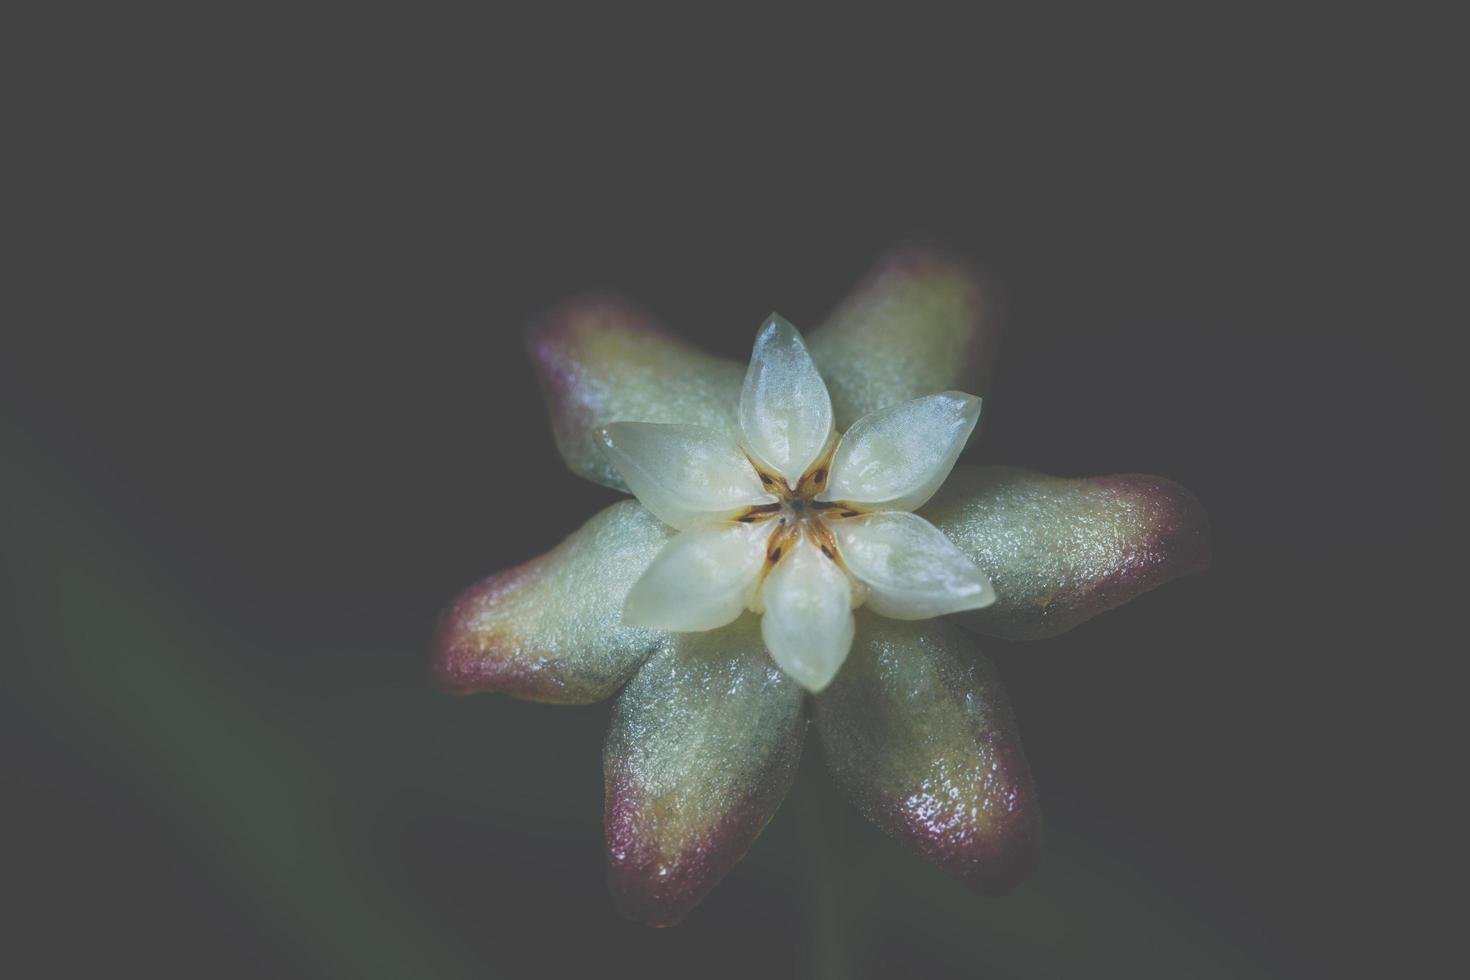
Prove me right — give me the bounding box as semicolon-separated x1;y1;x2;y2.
760;537;855;692
624;522;771;631
597;422;776;530
739;315;835;489
819;392;981;512
829;512;995;620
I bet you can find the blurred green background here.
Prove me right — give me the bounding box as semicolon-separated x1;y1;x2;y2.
5;12;1444;977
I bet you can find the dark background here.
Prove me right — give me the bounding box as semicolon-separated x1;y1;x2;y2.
3;11;1448;979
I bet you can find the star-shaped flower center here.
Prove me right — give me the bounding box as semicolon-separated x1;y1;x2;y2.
594;315;995;691
737;455;857;593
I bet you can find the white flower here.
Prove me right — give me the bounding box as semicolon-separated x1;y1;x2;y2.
596;315;995;692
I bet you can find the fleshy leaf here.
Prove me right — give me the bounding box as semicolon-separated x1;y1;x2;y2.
819;391;981;512
829;511;994;619
813;613;1041;894
624;522;771;631
760;536;855;693
921;466;1211;640
433;501;673;703
738;315;835;489
529;297;744;491
605;615;806;926
596;422;775;530
807;247;1001;429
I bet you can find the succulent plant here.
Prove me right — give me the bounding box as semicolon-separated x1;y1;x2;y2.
434;247;1210;925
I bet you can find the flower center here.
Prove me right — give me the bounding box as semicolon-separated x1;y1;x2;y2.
737;451;868;573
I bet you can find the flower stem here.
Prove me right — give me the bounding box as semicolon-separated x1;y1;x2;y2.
799;742;855;980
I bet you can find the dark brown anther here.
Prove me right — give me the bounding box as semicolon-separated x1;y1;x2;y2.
820;545;835;560
810;500;837;511
758;472;775;486
841;510;859;518
736;501;782;524
813;468;826;484
769;546;783;563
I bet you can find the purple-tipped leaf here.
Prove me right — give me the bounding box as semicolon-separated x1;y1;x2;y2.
923;466;1211;640
814;614;1041;895
807;246;1001;429
604;615;805;926
529;297;744;491
433;501;672;703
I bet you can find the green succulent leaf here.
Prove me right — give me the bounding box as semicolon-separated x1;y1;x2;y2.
604;615;806;926
807;247;1001;429
529;297;744;491
433;501;672;703
814;613;1041;894
923;465;1211;640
